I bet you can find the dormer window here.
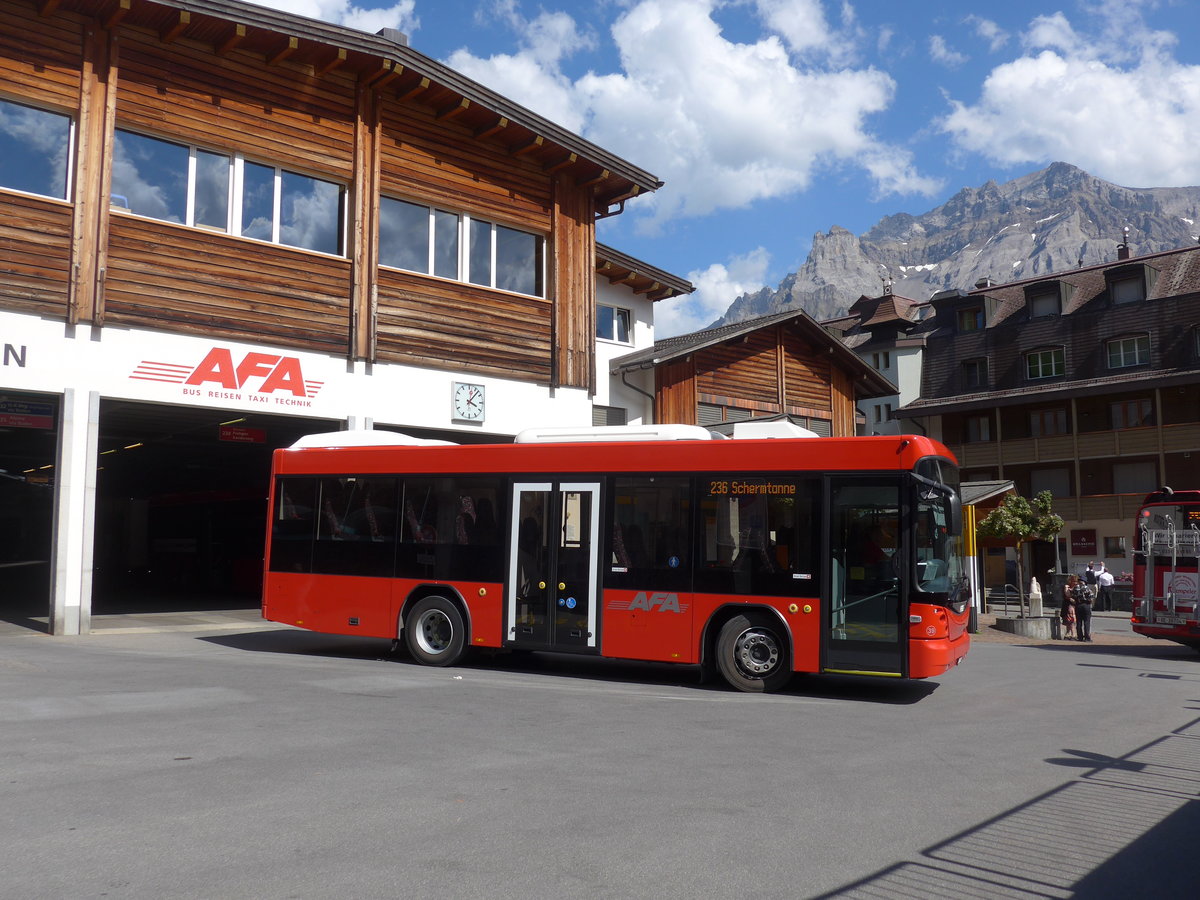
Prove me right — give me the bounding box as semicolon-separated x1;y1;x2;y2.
1104;262;1156;305
957;306;984;332
1026;347;1065;380
1111;276;1144;304
1028;292;1061;318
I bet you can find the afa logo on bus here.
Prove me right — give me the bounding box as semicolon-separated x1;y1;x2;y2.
130;347;324;399
606;592;689;614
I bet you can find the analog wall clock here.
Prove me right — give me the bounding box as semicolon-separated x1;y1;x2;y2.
452;382;486;422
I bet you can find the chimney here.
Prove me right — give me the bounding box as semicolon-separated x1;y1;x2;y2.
376;27;409;46
1117;225;1131;260
974;276;993;289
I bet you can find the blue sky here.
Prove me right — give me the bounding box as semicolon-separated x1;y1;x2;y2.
255;1;1200;335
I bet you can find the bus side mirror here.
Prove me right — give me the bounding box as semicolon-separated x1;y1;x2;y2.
948;493;962;536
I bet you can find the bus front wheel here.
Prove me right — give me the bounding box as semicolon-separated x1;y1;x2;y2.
716;613;791;693
405;596;467;667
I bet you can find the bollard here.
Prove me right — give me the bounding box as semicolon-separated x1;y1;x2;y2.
1050;616;1061;640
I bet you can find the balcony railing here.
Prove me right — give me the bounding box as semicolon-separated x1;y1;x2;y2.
950;422;1199;468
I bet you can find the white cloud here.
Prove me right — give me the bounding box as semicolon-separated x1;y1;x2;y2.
964;15;1008;53
655;247;772;337
941;6;1200;187
929;35;966;68
246;1;418;35
448;0;939;232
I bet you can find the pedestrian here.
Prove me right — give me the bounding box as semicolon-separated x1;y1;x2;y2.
1076;579;1094;642
1096;562;1115;612
1060;574;1078;639
1083;561;1097;588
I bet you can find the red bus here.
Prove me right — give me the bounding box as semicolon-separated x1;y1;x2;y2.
262;425;970;692
1131;486;1200;650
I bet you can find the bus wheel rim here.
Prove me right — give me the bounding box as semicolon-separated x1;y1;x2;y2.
417;609;453;655
735;629;780;677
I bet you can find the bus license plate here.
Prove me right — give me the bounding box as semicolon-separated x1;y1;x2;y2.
1156;615;1185;625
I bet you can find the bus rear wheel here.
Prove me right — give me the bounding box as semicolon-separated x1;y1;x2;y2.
716;613;791;693
405;596;467;667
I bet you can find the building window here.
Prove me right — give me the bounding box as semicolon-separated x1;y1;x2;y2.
962;358;988;390
1104;536;1126;558
1026;347;1064;380
0;97;72;199
1111;398;1153;430
1030;408;1068;436
597;305;632;343
379;196;544;297
1028;292;1060;318
957;306;984;332
1031;467;1070;498
871;351;890;370
872;403;893;425
1111;276;1144;304
1113;461;1156;494
592;405;627;426
965;415;991;443
1106;334;1149;369
110;128;345;255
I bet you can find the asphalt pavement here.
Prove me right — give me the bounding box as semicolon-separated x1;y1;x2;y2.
1;613;1198;899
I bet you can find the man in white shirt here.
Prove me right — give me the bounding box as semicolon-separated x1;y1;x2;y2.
1096;562;1115;611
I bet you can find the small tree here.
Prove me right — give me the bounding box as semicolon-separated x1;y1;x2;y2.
975;491;1064;617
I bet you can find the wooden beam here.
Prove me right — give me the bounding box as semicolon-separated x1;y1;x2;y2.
633;281;662;296
160;11;190;43
315;47;348;76
512;135;543;157
396;76;430;103
436;97;470;121
38;0;60;17
217;23;246;56
365;60;398;87
267;35;298;65
577;169;609;188
474;116;508;139
103;0;130;30
544;152;577;174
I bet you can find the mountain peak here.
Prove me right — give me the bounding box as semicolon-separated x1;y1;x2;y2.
715;164;1200;328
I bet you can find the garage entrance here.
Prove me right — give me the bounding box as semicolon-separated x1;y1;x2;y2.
0;390;57;630
91;400;338;617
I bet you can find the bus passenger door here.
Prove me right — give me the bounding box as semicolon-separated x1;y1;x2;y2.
507;482;600;651
825;478;906;676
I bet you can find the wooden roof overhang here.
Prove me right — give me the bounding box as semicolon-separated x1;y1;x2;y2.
43;0;663;215
596;243;694;302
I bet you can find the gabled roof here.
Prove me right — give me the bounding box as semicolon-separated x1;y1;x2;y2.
596;244;693;301
610;308;897;398
961;480;1014;506
49;0;662;210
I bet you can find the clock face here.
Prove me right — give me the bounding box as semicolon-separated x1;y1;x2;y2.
452;382;485;421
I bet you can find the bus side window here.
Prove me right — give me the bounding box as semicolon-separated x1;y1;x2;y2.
607;476;691;591
269;477;317;573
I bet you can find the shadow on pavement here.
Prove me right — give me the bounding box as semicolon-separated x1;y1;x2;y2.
201;629;939;704
813;714;1200;898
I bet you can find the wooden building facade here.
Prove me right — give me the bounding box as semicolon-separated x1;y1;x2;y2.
0;0;674;634
611;309;896;436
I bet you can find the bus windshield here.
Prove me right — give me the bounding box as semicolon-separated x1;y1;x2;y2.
912;459;967;610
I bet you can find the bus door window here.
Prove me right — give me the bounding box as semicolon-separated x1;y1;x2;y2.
509;483;601;649
555;489;592;645
697;477;819;597
514;489;550;635
829;482;902;644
